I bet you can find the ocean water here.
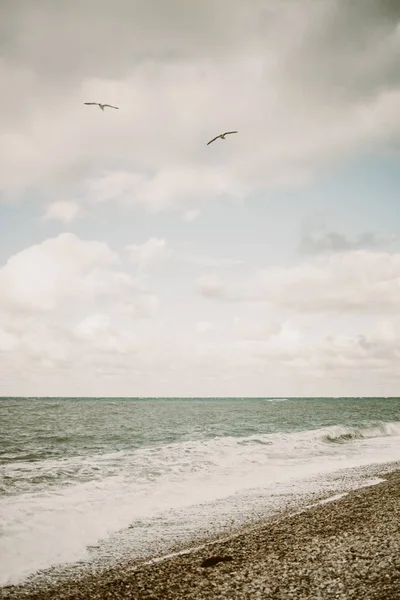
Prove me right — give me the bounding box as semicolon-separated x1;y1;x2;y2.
0;396;399;586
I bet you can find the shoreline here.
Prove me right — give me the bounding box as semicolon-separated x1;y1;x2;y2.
2;462;400;599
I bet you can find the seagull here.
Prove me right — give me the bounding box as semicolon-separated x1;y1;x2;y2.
84;102;119;111
207;131;238;145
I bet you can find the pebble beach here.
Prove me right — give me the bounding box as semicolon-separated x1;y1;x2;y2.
2;465;399;600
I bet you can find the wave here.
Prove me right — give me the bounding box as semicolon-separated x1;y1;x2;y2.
2;421;399;495
262;398;289;402
322;422;400;444
1;420;399;586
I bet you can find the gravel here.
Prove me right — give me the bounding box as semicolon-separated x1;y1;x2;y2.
2;467;400;599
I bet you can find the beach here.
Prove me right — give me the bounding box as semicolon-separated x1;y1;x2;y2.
2;465;399;600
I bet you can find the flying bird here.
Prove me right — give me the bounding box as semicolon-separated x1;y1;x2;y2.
207;131;238;145
84;102;119;111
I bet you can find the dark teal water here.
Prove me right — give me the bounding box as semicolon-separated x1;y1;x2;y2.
1;397;399;465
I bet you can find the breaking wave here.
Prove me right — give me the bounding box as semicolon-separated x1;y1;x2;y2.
1;415;399;586
322;421;400;444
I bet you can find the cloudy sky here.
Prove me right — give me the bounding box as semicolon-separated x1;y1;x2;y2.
1;0;400;397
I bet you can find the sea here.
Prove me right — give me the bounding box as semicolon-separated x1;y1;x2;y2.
0;396;399;587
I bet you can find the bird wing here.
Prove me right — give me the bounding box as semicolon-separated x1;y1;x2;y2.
103;104;119;109
84;102;98;105
223;131;238;136
207;135;221;145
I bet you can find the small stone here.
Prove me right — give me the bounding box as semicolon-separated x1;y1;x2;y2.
200;556;234;568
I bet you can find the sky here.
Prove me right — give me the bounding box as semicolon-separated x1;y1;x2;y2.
1;0;400;397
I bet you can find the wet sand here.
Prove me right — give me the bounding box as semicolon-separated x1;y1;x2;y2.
2;467;400;599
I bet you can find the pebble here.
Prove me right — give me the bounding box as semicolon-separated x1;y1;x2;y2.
1;468;399;600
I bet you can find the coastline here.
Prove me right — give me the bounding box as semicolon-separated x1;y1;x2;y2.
2;462;400;599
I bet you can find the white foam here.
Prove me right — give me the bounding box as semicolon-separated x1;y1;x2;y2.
313;492;349;505
262;398;288;402
0;422;399;586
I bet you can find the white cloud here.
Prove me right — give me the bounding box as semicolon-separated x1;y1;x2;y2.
83;166;245;213
120;293;160;318
195;273;226;299
2;307;400;395
0;233;118;312
0;232;164;388
182;208;200;222
196;321;215;334
126;237;170;269
304;325;400;372
232;316;282;341
250;322;303;358
0;327;19;352
0;233;161;330
73;313;136;353
42;201;81;223
246;328;399;376
257;250;400;313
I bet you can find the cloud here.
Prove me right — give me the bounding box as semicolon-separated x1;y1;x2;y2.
196;321;215;334
0;0;268;80
82;167;245;213
1;0;399;210
73;313;137;354
232;316;282;341
119;293;160;318
0;327;19;352
195;273;227;299
298;231;381;255
2;298;400;396
305;323;400;372
0;231;163;387
0;233;118;312
0;233;161;323
4;1;399;88
194;248;400;319
42;201;81;223
126;237;170;269
245;320;400;376
285;0;400;101
257;250;400;313
182;208;200;222
249;321;303;358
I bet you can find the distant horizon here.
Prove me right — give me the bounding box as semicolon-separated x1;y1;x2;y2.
1;396;399;400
